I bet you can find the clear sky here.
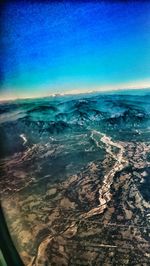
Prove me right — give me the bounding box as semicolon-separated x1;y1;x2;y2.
0;1;150;99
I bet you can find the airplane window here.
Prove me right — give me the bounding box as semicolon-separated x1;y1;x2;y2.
0;1;150;266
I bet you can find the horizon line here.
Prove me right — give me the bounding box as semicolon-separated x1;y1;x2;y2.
0;86;150;102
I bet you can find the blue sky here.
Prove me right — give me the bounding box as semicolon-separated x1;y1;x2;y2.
0;1;150;99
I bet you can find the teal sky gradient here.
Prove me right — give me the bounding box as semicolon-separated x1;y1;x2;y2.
0;2;150;99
